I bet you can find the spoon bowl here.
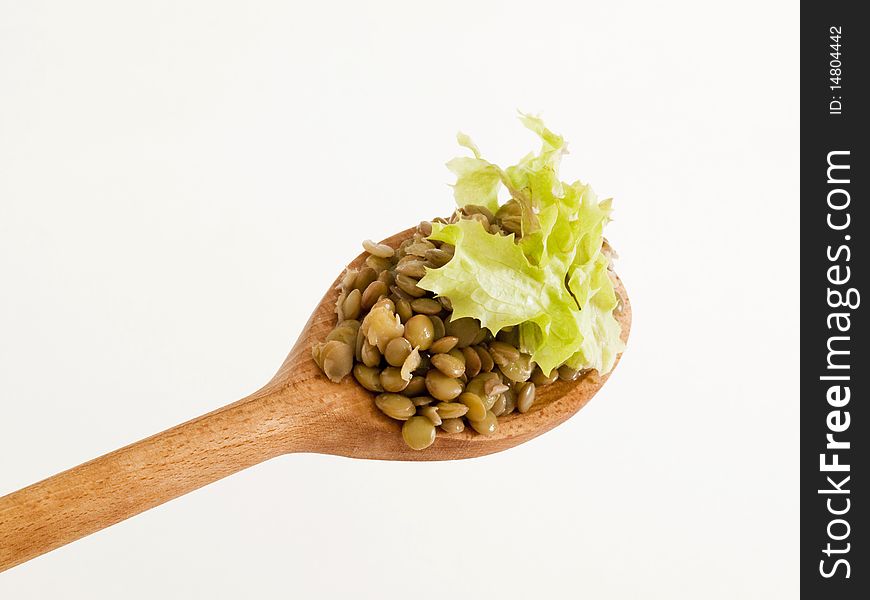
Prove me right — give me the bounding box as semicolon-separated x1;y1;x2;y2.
282;227;632;461
0;227;631;571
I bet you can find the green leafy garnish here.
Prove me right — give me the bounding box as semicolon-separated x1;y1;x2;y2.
418;114;624;375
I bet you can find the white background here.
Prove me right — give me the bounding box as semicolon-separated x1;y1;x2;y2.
0;1;798;597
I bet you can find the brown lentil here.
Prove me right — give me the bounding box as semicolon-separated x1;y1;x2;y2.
465;372;499;399
361;280;388;310
436;402;468;419
484;378;510;401
404;375;427;397
445;316;480;348
404;314;435;351
380;367;409;393
341;289;362;321
502;388;517;414
491;394;507;417
396;259;427;279
429;335;459;355
461;346;482;378
390;284;414;302
406;240;435;257
419;405;442;426
440;418;465;434
384;337;413;367
377;269;395;288
425;370;464;401
395;273;427;297
424;248;453;267
353;267;378;293
410;297;442;315
366;254;393;272
462;204;495;222
320;340;353;383
558;365;582;381
340;268;357;292
326;320;359;346
360;340;381;368
430;353;465;378
531;366;558;386
353;363;384;392
471;328;489;346
402;416;436;450
363;239;395;258
469;410;498;435
467;213;490;228
430;315;446;340
498;353;534;383
475;345;494;372
458;392;487;422
400;347;421;381
488;340;520;367
517;382;536;413
412;395;435;406
395;298;413;323
375;393;415;420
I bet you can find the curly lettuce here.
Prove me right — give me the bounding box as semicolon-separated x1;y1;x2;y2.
418;114;623;375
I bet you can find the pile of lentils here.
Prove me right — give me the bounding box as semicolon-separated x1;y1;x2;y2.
312;204;590;450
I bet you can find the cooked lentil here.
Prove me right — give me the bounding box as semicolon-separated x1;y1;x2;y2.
435;402;468;419
429;335;459;355
402;416;436;450
491;394;507;417
399;347;421;381
361;280;388;310
419;405;442;426
474;345;494;373
375;393;416;420
404;314;435;351
430;353;465;378
430;315;446;341
384;337;413;367
460;346;482;378
342;289;362;321
425;370;464;401
321;340;353;383
404;375;427;397
363;239;396;258
469;410;498;435
440;418;465;433
412;395;434;406
353;364;384;392
458;392;487;422
353;267;378;294
502;388;517;415
365;254;393;273
380;367;409;393
517;382;536;413
360;340;381;368
410;297;442;315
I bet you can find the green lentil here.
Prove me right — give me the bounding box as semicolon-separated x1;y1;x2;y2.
375;393;415;420
402;416;436;450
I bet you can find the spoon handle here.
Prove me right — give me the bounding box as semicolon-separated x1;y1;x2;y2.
0;387;301;572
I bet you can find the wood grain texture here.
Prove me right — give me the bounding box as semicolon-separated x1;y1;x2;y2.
0;227;631;572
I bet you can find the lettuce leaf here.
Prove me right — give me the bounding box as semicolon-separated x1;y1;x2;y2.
418;114;624;375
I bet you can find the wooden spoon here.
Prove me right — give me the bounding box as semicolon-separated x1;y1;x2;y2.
0;227;631;572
